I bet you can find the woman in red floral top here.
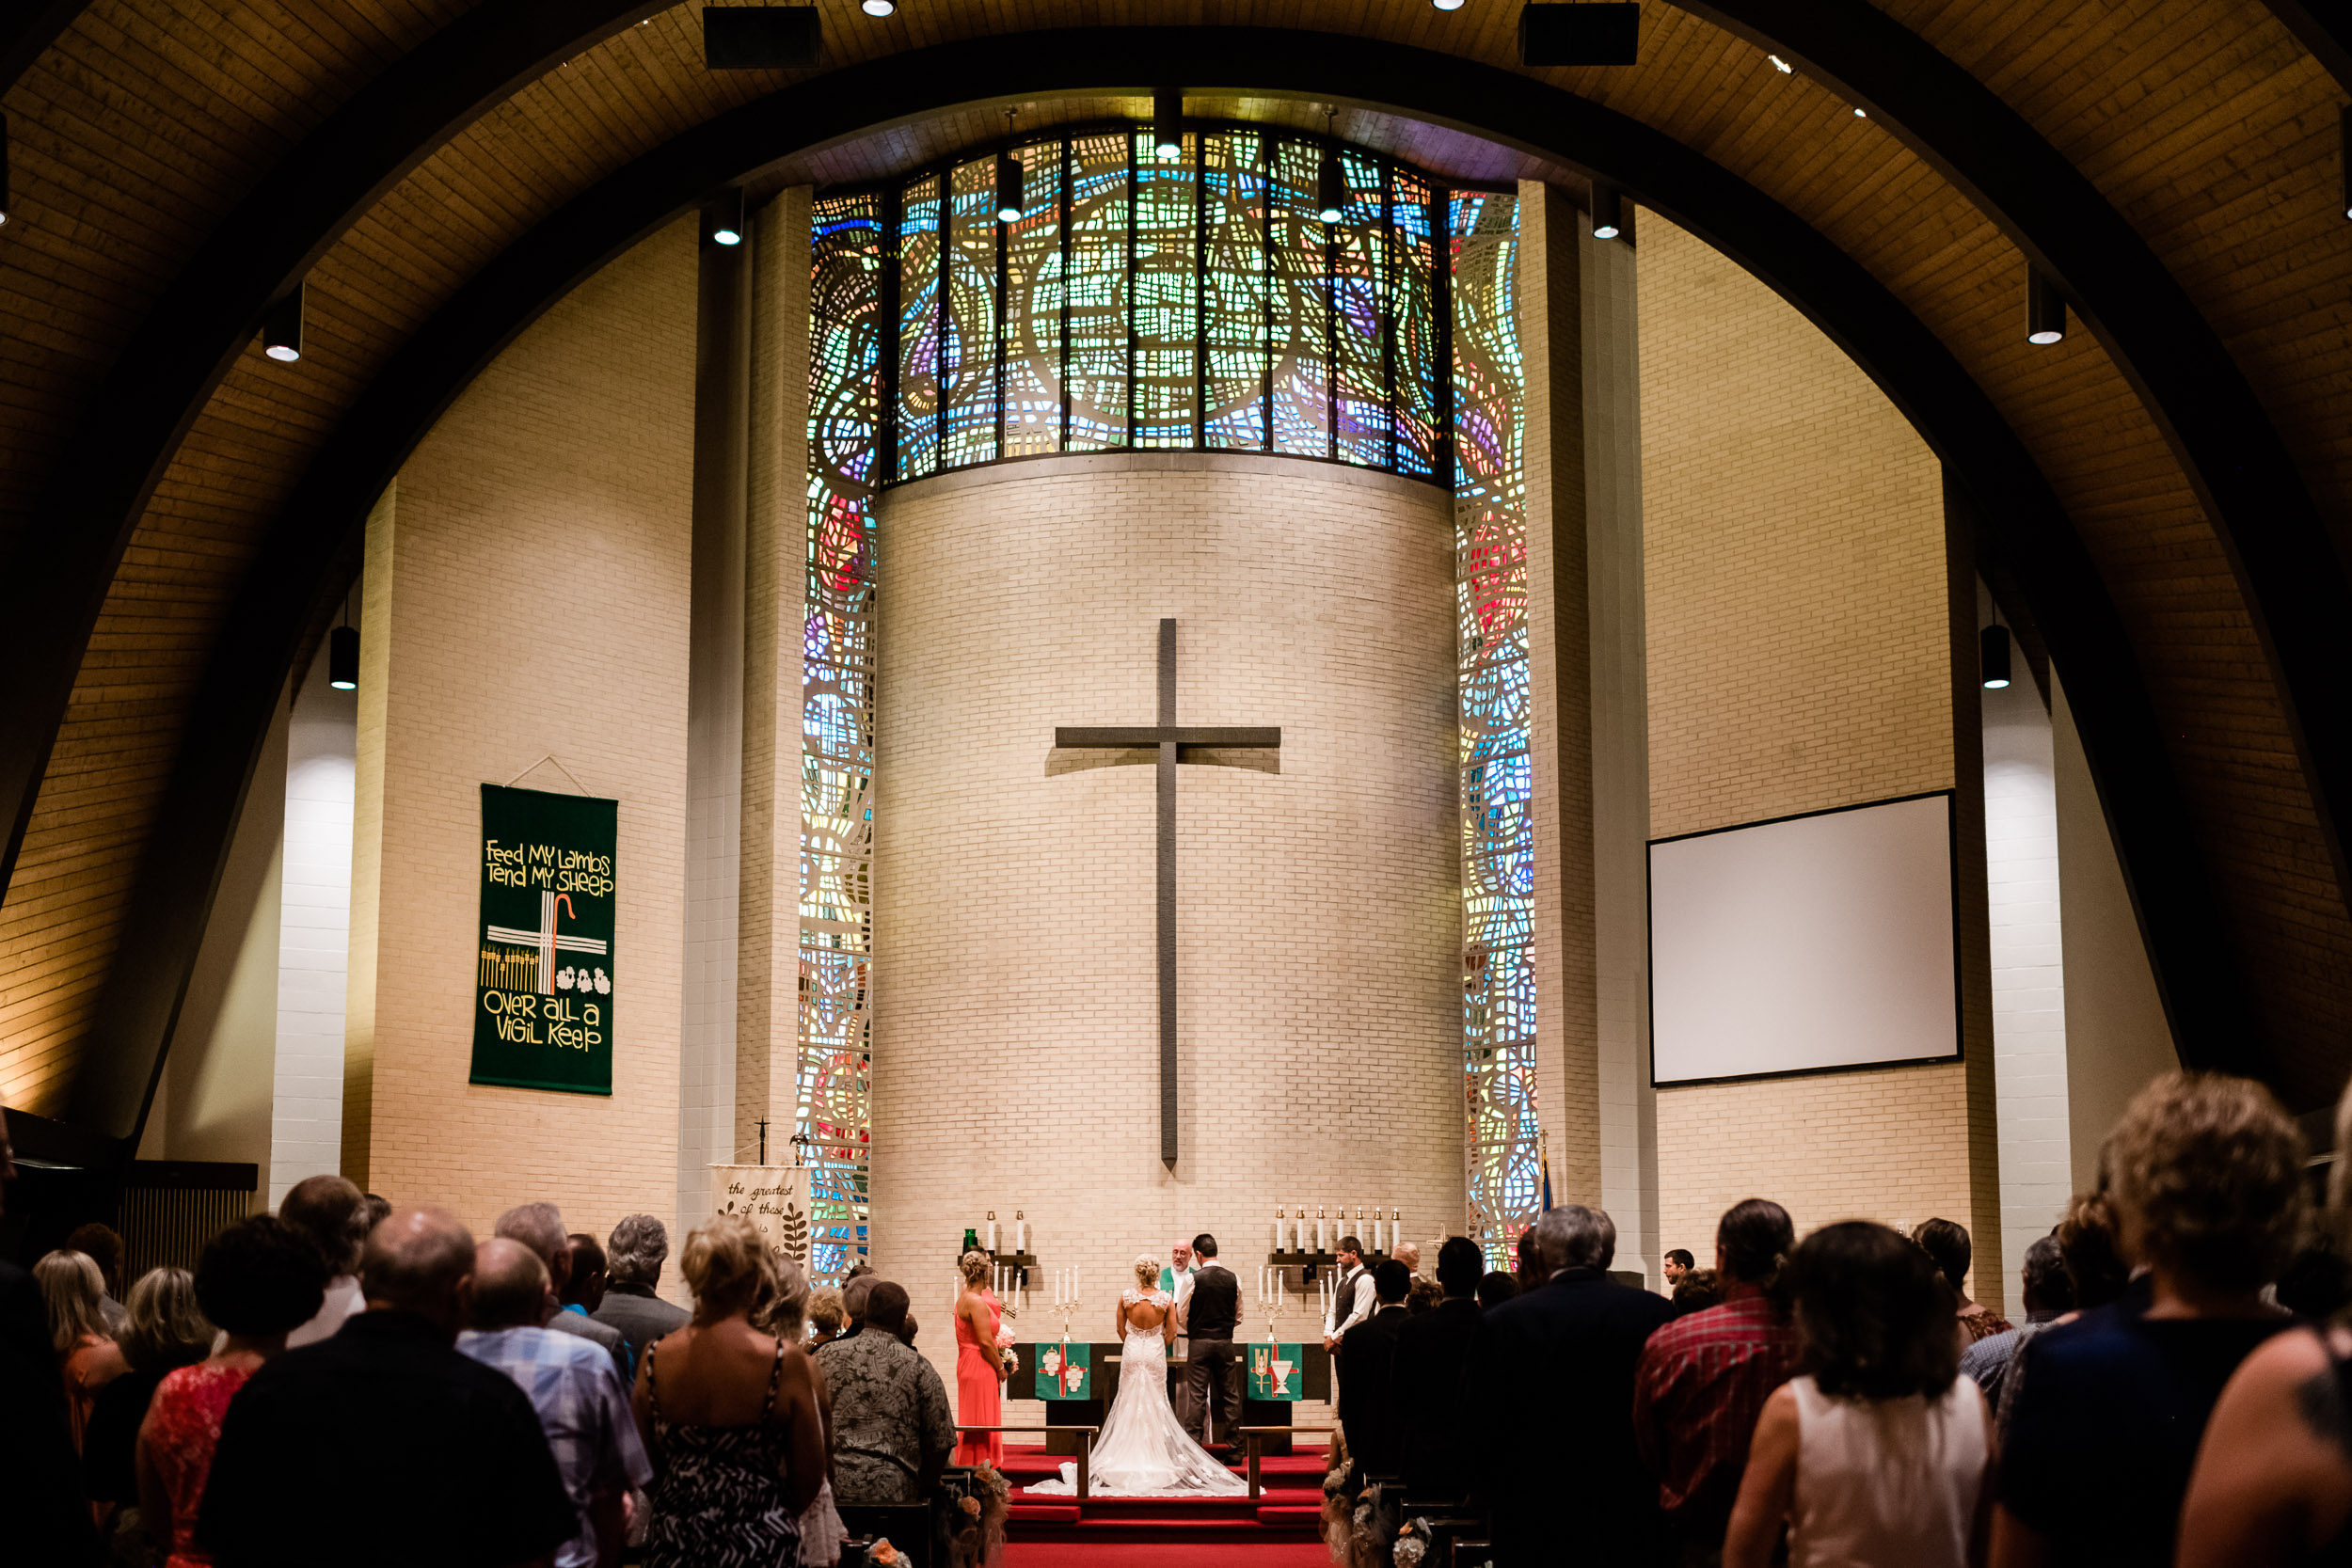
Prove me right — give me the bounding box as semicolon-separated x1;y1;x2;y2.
137;1216;323;1568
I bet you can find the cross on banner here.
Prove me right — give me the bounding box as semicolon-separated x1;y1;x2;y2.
486;889;611;997
1052;619;1280;1168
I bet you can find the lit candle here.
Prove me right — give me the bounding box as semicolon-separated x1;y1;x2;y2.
1314;1207;1327;1253
987;1212;999;1252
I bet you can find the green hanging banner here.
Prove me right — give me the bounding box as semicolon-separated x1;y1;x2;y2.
1248;1342;1306;1402
469;784;618;1095
1036;1340;1091;1402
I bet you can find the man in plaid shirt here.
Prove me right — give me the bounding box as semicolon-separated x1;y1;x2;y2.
461;1237;653;1568
1632;1199;1801;1566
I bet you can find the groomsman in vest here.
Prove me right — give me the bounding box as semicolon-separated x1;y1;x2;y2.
1323;1236;1376;1354
1180;1234;1242;1449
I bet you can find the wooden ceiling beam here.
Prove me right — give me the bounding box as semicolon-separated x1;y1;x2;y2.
0;0;665;965
66;25;2259;1156
2261;2;2352;94
1685;0;2352;979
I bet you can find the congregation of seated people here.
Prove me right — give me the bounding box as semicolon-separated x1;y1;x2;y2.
1327;1068;2352;1567
15;1063;2352;1567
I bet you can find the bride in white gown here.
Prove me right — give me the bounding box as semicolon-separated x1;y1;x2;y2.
1026;1253;1249;1497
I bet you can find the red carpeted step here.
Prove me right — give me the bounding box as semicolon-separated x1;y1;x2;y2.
1257;1505;1324;1528
1006;1503;1081;1524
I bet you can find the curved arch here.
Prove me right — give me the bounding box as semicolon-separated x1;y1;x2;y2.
1687;0;2352;919
0;0;662;895
66;25;2251;1144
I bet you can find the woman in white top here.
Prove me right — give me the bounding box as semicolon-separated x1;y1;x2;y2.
1725;1221;1996;1568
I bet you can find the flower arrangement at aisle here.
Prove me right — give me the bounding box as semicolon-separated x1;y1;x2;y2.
945;1465;1009;1568
1322;1433;1355;1562
1392;1517;1433;1568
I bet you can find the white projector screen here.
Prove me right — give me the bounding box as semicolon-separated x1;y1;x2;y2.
1649;792;1959;1085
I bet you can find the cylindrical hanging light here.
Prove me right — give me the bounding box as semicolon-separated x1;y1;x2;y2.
0;113;11;228
1591;182;1624;240
262;281;304;363
2342;105;2350;222
1153;87;1184;161
1979;625;2012;690
995;150;1024;224
329;623;360;691
859;0;894;13
1317;144;1345;224
708;187;746;246
2026;266;2066;345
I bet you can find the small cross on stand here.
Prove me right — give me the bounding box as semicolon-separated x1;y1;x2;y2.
1053;619;1280;1169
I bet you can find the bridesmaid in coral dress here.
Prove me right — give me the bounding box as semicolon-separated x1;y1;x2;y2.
952;1249;1006;1465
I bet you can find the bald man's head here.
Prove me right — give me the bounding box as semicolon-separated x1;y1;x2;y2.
470;1237;549;1331
360;1208;477;1338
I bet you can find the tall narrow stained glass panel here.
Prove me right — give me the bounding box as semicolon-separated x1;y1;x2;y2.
801;193;884;1282
1267;138;1331;460
1002;139;1065;459
895;174;943;481
1200;130;1270;450
1133;132;1198;448
1066;133;1131;450
942;159;999;468
1391;170;1439;478
1449;190;1538;1266
1330;150;1390;468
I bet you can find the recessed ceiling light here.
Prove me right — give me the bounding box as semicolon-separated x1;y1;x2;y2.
1768;54;1791;72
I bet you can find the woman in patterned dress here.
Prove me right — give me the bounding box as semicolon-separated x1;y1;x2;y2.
952;1249;1006;1466
135;1216;324;1568
634;1215;826;1567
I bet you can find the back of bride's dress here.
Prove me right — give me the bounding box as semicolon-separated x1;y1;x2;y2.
1026;1290;1248;1497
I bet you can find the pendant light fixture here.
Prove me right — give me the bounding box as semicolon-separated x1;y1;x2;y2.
2342;105;2350;221
2026;266;2066;345
1153;87;1184;162
0;114;10;228
328;587;359;691
996;110;1024;224
1317;108;1345;225
1979;623;2012;690
1591;182;1623;240
262;281;304;363
708;187;745;246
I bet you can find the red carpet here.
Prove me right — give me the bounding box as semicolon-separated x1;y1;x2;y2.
1004;1545;1331;1567
994;1442;1329;1551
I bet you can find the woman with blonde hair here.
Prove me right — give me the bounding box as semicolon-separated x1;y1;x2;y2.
756;1255;848;1568
83;1266;215;1530
952;1248;1007;1466
36;1248;126;1451
632;1215;825;1567
1028;1252;1247;1497
1993;1071;2304;1568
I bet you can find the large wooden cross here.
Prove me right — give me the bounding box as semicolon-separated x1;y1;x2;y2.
1054;619;1280;1168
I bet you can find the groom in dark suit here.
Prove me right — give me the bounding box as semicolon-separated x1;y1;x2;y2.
1180;1233;1241;1449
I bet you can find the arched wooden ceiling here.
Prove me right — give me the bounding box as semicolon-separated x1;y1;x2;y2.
0;0;2346;1148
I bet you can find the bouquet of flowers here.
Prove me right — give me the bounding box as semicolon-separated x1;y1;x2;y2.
947;1466;1010;1568
1393;1517;1433;1568
994;1324;1018;1377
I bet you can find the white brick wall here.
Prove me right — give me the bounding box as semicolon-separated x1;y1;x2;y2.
869;451;1463;1410
272;658;358;1207
1980;591;2072;1295
352;219;698;1248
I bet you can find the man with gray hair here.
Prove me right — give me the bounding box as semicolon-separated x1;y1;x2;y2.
1469;1204;1674;1563
592;1213;689;1370
199;1209;577;1568
462;1239;652;1568
1960;1232;2075;1410
497;1201;629;1384
835;1272;878;1340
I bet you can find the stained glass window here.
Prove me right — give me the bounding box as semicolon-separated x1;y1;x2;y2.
1448;190;1538;1267
815;130;1531;1271
802;193;884;1282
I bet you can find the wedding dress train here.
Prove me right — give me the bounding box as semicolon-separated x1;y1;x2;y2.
1025;1290;1249;1497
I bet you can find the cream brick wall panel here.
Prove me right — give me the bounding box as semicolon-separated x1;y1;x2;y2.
351;220;697;1247
1641;214;2002;1310
869;452;1461;1411
275;657;358;1208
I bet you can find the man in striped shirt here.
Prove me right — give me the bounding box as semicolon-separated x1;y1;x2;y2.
1632;1199;1802;1567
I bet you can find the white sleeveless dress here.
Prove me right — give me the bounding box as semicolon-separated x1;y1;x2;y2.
1025;1289;1248;1497
1787;1373;1989;1568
